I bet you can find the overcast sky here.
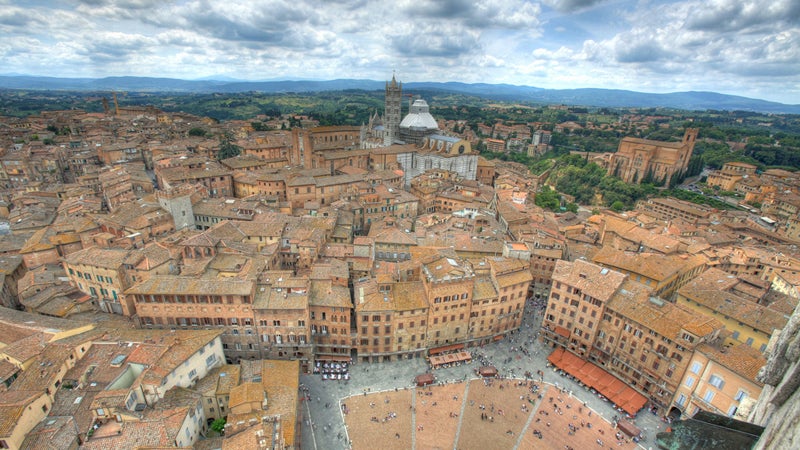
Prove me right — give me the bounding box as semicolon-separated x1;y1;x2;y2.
1;0;798;104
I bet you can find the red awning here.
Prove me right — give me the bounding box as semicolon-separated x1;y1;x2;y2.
478;366;498;377
546;348;648;416
547;347;565;366
429;343;465;355
576;362;598;385
429;351;472;367
617;420;641;437
415;373;435;386
554;326;570;338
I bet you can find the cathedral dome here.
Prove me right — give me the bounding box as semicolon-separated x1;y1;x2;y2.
399;99;438;131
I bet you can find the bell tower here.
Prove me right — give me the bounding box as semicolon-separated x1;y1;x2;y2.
384;72;402;145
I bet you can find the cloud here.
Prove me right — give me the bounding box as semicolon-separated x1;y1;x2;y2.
0;8;43;28
0;0;797;103
73;0;164;7
614;41;671;63
399;0;542;29
542;0;609;13
78;32;155;63
686;0;800;33
389;25;482;58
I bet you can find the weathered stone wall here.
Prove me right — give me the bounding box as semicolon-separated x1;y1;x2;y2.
750;303;800;449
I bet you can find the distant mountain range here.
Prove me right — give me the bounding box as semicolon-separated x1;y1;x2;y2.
1;75;798;114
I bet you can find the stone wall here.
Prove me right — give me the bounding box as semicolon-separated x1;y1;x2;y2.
749;304;800;449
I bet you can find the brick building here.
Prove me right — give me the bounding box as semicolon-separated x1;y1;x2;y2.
607;128;698;187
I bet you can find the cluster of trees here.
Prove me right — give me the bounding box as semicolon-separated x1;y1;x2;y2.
545;154;657;211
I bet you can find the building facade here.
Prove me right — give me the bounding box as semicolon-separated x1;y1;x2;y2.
607;128;698;186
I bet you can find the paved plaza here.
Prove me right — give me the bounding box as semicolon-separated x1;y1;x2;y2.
299;302;665;450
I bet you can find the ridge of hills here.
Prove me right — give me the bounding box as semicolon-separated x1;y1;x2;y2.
1;75;798;114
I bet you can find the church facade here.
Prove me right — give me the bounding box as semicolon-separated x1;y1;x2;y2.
396;134;477;187
607;128;698;186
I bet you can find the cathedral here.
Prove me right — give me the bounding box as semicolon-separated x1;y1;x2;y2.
362;74;477;187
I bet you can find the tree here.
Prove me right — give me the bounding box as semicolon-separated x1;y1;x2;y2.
535;185;561;211
610;201;626;212
188;127;207;137
211;418;226;433
218;141;241;160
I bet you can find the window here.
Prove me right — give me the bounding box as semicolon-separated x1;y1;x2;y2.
734;390;747;402
676;393;686;407
745;337;754;346
703;390;715;403
685;376;695;388
690;361;702;375
708;375;724;389
205;354;217;367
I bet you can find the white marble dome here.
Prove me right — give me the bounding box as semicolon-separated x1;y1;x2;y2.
399;99;438;131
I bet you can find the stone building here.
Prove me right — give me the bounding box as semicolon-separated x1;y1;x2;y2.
396;135;478;188
706;161;758;191
607;128;698;186
670;338;764;421
542;259;725;412
747;300;800;450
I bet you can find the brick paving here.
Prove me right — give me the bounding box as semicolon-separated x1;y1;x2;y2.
298;301;666;449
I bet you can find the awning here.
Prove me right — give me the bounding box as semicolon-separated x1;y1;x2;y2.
493;335;504;341
315;355;351;362
478;366;498;377
429;343;465;355
554;326;571;338
547;348;648;416
415;373;435;386
617;420;641;437
547;346;565;366
430;351;471;367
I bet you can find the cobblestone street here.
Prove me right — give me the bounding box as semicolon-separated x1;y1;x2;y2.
299;302;665;450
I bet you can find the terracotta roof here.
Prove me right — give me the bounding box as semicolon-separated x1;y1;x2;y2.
21;415;80;450
126;275;254;297
608;281;723;341
309;281;352;308
697;340;766;384
593;247;705;282
552;259;627;303
229;381;263;409
678;268;788;334
0;390;44;438
64;246;130;268
472;276;498;300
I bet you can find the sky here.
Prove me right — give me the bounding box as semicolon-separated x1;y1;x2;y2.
1;0;799;104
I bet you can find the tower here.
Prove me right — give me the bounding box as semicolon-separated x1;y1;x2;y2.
384;73;402;145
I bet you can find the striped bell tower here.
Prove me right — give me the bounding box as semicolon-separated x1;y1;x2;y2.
384;72;402;145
